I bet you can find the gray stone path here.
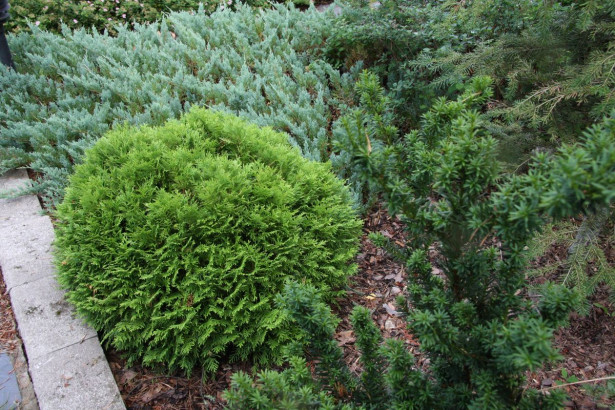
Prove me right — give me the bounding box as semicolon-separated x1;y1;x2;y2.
0;169;125;410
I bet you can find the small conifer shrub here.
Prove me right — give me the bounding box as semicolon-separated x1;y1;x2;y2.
226;80;615;408
0;4;351;207
54;108;361;374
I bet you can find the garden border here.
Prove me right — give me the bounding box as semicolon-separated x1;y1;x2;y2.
0;169;125;410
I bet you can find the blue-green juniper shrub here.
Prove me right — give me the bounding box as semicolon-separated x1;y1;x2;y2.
0;4;352;208
53;108;362;375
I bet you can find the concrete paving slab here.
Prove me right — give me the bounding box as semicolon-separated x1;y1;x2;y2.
29;337;124;410
9;276;97;361
0;215;55;291
0;169;32;193
0;171;125;410
0;195;42;226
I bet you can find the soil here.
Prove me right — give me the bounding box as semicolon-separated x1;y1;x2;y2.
1;205;613;409
0;268;19;355
0;266;38;409
525;222;615;409
103;206;615;409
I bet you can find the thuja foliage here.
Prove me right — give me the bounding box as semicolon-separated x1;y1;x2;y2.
227;79;615;407
0;4;352;207
54;108;362;375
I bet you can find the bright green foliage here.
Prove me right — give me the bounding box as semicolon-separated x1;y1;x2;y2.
0;4;352;207
54;108;361;375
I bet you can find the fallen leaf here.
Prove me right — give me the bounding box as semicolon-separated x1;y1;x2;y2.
394;268;404;283
141;385;165;403
383;303;400;316
120;370;138;385
336;330;355;346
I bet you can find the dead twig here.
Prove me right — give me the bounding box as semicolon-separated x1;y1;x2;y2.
541;376;615;391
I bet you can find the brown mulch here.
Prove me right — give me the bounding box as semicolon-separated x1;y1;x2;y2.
0;204;613;408
526;222;615;409
105;206;615;409
527;289;615;409
0;267;20;354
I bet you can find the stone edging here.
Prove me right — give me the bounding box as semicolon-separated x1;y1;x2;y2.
0;169;125;410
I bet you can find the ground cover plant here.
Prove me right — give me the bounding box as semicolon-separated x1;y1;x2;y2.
53;108;362;375
1;0;614;407
5;0;288;35
0;4;354;208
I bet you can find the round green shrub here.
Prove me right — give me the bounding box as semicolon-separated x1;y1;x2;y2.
54;108;361;374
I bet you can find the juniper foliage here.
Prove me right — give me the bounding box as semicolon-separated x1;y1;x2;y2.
54;108;362;375
0;4;353;207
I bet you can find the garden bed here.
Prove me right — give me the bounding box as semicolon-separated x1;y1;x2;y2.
100;207;615;409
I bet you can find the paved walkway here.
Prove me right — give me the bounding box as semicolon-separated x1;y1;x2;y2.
0;170;125;410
